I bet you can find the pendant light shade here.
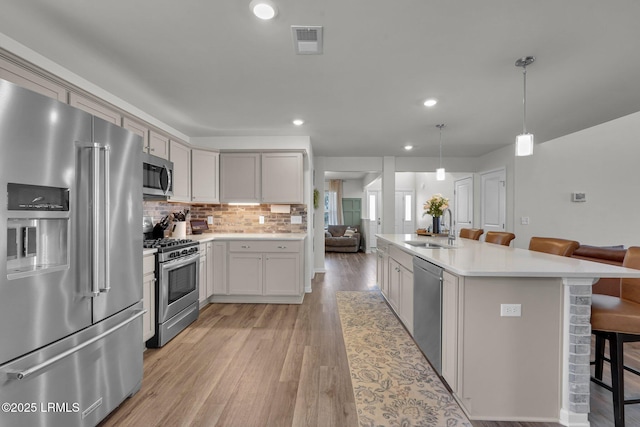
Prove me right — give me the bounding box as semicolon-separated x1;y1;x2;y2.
516;133;534;156
515;56;535;157
436;123;445;181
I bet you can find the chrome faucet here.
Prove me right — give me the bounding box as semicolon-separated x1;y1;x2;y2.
443;208;455;244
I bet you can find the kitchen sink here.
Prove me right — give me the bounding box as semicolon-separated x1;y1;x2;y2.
403;240;455;249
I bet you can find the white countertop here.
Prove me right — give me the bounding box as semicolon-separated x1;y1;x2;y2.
377;234;640;279
187;233;307;243
143;248;157;256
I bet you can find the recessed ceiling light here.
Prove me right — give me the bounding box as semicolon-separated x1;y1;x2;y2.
423;98;438;107
404;145;413;151
293;119;304;126
250;0;277;20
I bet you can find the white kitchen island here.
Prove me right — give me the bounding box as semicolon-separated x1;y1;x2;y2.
376;234;640;427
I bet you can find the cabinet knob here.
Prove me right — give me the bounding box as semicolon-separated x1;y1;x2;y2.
150;148;155;152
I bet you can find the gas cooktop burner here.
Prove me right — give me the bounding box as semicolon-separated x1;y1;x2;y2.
143;238;196;249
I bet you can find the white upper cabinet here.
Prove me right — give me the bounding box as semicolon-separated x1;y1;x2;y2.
220;152;304;204
261;152;303;204
148;131;169;159
220;153;261;203
69;92;121;125
0;57;67;102
169;140;191;202
122;117;150;152
191;149;219;203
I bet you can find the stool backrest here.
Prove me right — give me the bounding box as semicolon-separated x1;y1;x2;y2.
621;246;640;304
459;228;484;240
485;231;516;246
529;237;579;257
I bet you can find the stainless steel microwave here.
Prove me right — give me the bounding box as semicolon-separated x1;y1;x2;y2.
143;153;173;198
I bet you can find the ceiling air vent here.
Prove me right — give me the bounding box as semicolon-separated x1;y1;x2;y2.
291;26;323;55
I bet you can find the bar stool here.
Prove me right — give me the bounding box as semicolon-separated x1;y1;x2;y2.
459;228;484;240
591;246;640;427
485;231;516;246
528;237;579;256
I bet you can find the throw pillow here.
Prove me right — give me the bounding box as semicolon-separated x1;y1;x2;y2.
343;229;355;237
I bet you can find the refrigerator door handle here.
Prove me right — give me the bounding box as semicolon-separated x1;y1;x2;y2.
88;143;111;296
101;145;111;294
4;309;146;381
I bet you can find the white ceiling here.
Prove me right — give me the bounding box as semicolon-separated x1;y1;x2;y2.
1;1;640;158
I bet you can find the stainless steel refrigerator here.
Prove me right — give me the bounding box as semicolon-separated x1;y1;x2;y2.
0;79;144;426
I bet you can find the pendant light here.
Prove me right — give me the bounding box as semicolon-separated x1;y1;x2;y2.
515;56;535;156
436;123;445;181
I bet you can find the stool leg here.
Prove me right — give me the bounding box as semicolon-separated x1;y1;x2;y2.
609;333;625;427
595;334;605;380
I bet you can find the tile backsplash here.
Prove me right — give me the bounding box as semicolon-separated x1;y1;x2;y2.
143;201;307;234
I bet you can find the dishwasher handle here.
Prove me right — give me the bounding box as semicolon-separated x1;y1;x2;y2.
413;256;443;277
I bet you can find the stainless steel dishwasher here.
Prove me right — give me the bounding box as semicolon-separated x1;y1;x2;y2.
413;256;444;375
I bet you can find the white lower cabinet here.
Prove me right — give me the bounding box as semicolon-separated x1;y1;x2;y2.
218;239;304;303
142;253;156;343
388;258;401;311
398;264;414;335
212;241;227;295
228;253;262;295
441;271;459;392
199;242;215;307
376;243;389;297
388;257;413;334
264;254;300;295
198;243;208;305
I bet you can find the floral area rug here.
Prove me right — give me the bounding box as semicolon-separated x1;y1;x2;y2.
336;291;472;427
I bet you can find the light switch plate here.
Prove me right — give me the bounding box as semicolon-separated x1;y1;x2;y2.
207;216;213;225
520;216;530;225
572;192;586;202
259;216;265;224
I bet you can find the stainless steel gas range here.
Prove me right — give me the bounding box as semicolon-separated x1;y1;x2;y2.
143;236;200;347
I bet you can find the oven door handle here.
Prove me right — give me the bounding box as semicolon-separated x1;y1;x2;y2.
161;252;200;270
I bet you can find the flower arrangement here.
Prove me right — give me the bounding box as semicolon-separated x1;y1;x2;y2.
422;194;449;218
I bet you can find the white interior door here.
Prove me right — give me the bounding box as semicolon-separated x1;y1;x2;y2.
394;191;415;234
480;168;506;232
454;176;473;234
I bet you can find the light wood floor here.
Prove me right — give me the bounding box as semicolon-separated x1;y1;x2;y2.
100;252;640;427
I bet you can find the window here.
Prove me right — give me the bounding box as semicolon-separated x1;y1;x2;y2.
325;191;338;227
369;193;376;221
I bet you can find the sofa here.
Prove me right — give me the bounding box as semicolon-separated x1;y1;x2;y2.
571;244;627;297
325;225;361;253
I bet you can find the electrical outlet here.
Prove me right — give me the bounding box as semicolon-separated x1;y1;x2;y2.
259;215;265;224
520;216;530;225
500;304;522;317
207;216;213;225
291;215;302;224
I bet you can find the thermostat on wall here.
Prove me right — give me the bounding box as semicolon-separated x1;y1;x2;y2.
571;192;586;202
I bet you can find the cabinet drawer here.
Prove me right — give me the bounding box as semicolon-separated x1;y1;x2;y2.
229;240;301;253
389;246;414;272
143;254;155;275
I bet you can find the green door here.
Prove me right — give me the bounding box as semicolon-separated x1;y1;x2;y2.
342;198;362;228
